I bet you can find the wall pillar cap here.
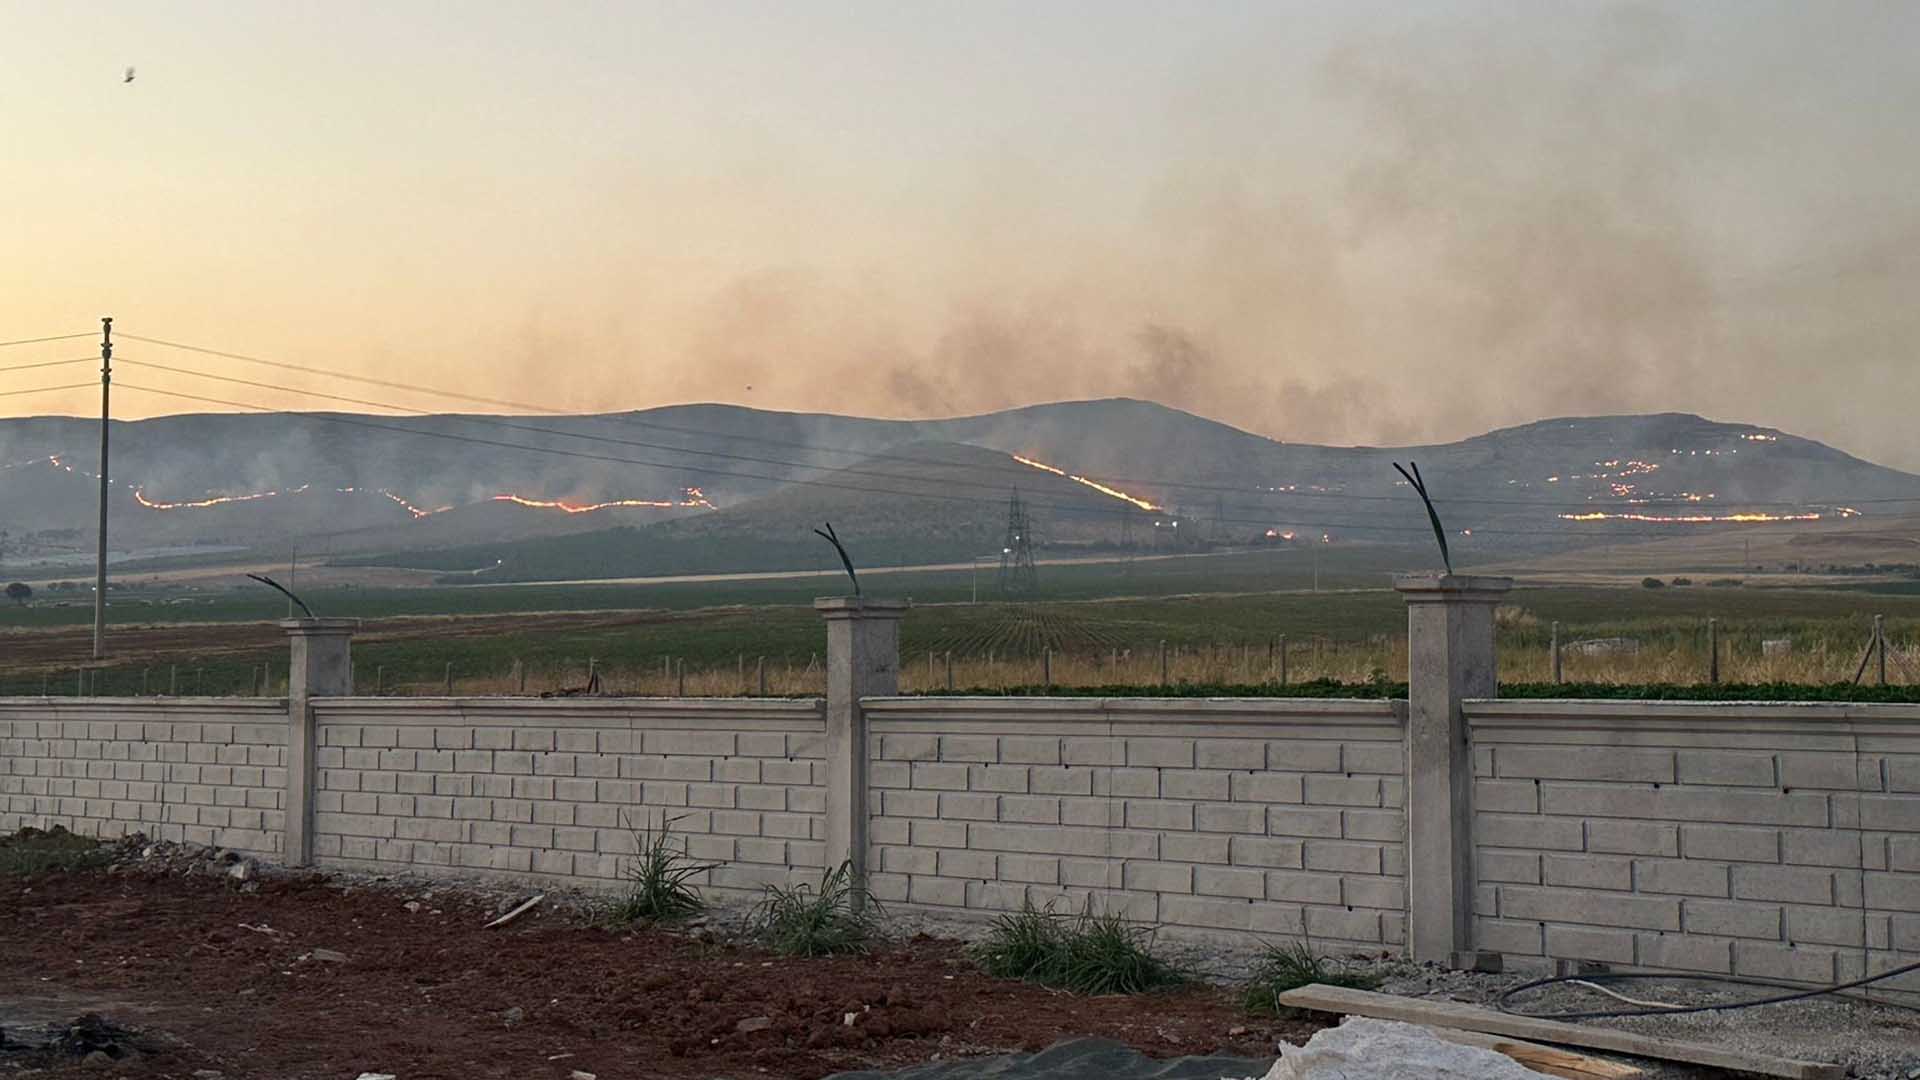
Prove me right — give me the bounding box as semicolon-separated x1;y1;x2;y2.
814;596;908;620
1393;573;1513;599
279;617;361;635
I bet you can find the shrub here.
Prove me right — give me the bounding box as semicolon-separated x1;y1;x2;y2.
0;826;109;877
973;902;1184;995
1670;577;1693;587
751;861;881;956
1641;577;1665;589
1493;605;1538;629
605;815;716;927
1244;941;1380;1014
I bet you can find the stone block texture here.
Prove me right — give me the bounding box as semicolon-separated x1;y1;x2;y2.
1468;701;1920;996
0;700;289;855
308;698;827;894
861;697;1409;950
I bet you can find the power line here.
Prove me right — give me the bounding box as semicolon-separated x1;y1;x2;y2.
118;355;1573;519
105;380;1477;537
104;380;1417;534
0;332;95;349
117;331;1521;505
0;382;96;398
0;356;99;375
113;333;1918;513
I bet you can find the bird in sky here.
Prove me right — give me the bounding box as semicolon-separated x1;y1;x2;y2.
123;66;135;84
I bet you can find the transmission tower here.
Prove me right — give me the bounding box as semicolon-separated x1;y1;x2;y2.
999;488;1039;597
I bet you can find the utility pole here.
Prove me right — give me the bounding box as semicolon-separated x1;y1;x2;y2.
92;317;112;660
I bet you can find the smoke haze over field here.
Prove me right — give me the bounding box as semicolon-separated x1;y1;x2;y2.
4;2;1918;465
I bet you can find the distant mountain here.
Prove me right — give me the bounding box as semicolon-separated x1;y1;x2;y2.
2;401;1915;581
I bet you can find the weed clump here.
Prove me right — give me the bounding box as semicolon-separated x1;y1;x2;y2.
606;816;716;927
751;861;880;956
974;903;1183;995
0;826;108;877
1243;941;1380;1014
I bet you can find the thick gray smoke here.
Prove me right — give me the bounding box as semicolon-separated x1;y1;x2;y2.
601;3;1919;468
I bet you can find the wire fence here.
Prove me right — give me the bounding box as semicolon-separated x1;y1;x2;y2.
19;614;1916;699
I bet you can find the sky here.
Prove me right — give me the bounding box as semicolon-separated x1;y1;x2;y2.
4;1;1919;467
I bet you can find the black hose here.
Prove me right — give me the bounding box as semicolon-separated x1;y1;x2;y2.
1496;959;1920;1020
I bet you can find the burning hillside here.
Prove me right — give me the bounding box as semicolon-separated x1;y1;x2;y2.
0;453;721;564
1;403;1916;581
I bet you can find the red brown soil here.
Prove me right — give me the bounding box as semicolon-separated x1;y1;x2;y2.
1;868;1319;1080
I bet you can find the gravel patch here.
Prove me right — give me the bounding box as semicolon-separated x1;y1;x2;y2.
1375;962;1920;1080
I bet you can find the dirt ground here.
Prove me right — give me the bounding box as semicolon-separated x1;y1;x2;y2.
0;864;1313;1080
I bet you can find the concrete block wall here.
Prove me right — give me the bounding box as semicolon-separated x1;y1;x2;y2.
860;697;1410;951
1468;701;1920;992
308;698;828;893
0;700;290;855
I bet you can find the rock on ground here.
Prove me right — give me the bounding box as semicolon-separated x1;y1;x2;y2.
1260;1018;1539;1080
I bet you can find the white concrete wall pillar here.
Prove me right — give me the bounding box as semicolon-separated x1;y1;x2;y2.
816;597;904;892
1396;573;1511;966
282;618;356;866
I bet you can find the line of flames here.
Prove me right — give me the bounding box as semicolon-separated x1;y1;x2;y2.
133;486;301;510
1559;508;1860;524
488;489;715;514
1010;455;1162;511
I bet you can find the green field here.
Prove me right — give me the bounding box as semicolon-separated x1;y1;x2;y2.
0;546;1404;629
5;545;1917;696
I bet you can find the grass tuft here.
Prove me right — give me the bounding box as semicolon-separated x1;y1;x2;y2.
605;815;717;927
1243;940;1380;1014
751;861;881;956
973;904;1066;980
974;902;1183;995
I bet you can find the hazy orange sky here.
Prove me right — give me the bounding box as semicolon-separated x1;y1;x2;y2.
5;2;1918;467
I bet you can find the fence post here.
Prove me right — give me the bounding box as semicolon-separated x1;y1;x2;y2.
757;655;767;696
282;618;356;867
1708;618;1720;685
1550;620;1561;684
1278;634;1288;686
1876;614;1887;687
816;597;905;902
1396;572;1511;968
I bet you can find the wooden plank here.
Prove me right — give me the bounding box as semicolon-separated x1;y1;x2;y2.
1427;1026;1644;1079
482;893;544;929
1275;984;1842;1080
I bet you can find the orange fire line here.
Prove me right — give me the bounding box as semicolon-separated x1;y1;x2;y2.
489;491;716;514
1558;509;1856;524
1011;454;1161;511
